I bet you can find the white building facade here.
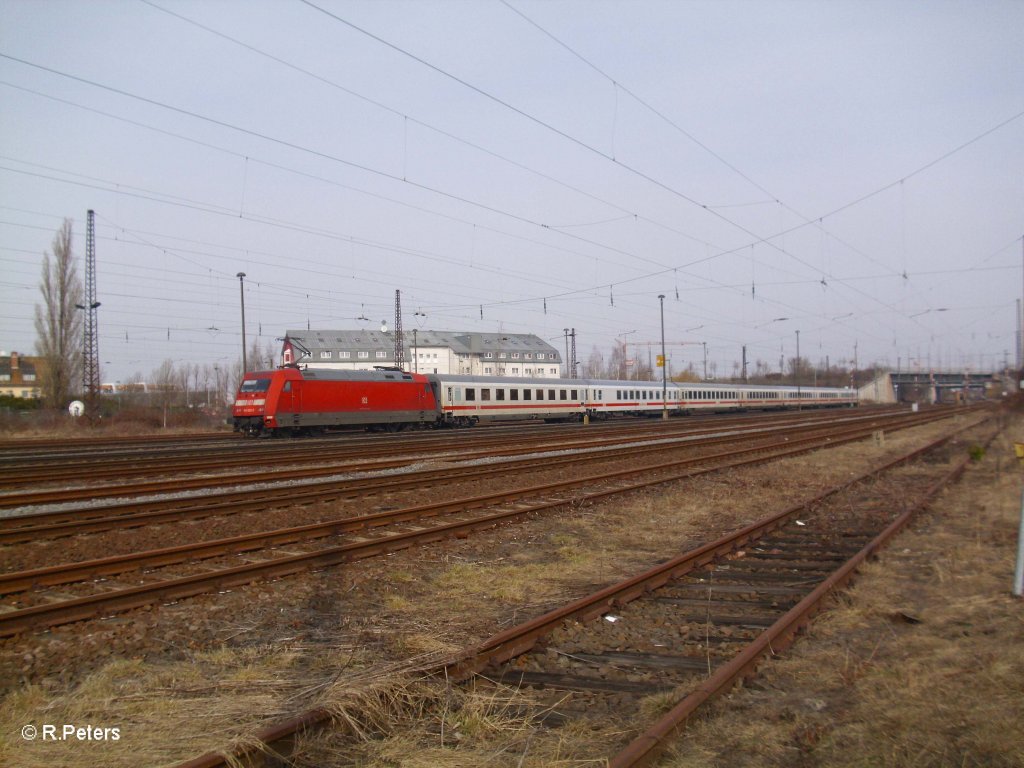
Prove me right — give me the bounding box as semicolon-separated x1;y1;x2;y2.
281;330;563;378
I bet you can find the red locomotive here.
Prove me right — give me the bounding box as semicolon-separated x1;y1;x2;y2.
233;367;437;436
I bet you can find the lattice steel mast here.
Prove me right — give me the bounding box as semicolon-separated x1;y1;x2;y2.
570;327;577;379
394;289;405;371
80;209;101;416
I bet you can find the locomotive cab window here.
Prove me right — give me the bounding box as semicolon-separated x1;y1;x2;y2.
282;381;292;392
240;379;271;393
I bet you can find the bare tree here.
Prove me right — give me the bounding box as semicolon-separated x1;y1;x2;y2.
34;219;83;409
582;346;606;378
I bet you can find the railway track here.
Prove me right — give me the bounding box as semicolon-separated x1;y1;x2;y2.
0;409;953;542
171;412;995;768
0;409;980;638
0;408;904;490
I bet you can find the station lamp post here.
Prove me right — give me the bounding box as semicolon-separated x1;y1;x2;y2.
659;294;667;419
237;272;247;373
795;329;801;409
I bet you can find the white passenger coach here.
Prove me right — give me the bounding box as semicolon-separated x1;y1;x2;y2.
432;375;857;426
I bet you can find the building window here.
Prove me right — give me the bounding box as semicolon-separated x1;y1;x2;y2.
499;352;507;359
511;352;520;359
524;353;532;359
358;351;369;359
512;367;519;374
320;351;332;359
550;368;557;374
339;351;350;358
376;351;387;359
484;367;492;374
484;352;493;359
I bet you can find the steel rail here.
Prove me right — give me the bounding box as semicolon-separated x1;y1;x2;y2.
605;441;981;768
0;423;898;596
0;409;949;536
171;415;991;768
0;408;910;504
0;411;951;544
0;414;964;636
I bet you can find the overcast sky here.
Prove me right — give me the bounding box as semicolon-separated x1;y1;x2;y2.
1;0;1021;384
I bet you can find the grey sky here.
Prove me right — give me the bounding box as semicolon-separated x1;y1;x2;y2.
1;0;1021;384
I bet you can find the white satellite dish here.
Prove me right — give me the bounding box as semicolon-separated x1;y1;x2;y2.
68;400;85;417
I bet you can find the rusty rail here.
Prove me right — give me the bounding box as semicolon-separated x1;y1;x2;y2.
170;415;991;768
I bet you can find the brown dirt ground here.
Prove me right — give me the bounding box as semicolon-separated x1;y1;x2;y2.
1;409;1020;767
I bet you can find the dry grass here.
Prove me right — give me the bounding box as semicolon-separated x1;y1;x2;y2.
0;641;399;768
0;411;1007;767
660;426;1024;768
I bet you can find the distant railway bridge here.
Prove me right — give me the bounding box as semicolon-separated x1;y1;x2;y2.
859;370;1006;404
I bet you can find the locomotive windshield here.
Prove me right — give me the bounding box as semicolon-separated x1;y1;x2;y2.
239;378;272;393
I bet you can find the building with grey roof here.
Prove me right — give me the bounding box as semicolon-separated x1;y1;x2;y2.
0;351;42;399
281;330;563;377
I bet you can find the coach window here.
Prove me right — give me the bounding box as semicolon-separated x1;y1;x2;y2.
496;389;505;401
536;389;545;400
549;389;556;400
571;389;578;400
524;389;532;401
481;388;491;401
465;388;476;402
559;389;567;400
510;389;519;401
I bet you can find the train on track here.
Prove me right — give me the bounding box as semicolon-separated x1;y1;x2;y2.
232;367;858;436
